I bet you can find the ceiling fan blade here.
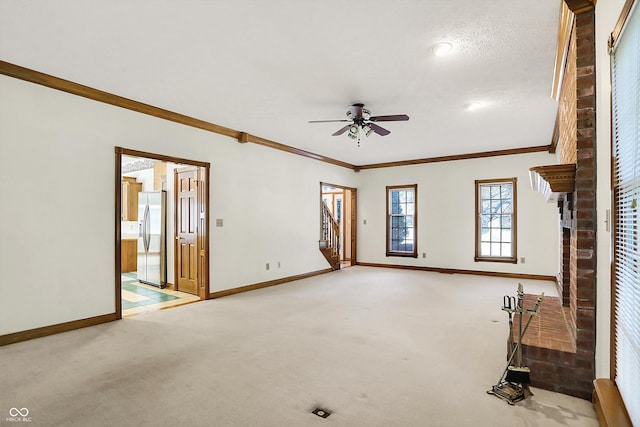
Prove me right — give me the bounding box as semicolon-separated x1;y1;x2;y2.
309;119;350;123
332;125;350;136
369;123;391;136
369;114;410;122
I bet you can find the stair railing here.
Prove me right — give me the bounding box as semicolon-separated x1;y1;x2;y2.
320;201;340;269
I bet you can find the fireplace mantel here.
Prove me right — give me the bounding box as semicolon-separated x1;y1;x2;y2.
529;164;576;202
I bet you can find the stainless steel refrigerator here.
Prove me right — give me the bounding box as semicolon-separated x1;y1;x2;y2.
138;191;167;288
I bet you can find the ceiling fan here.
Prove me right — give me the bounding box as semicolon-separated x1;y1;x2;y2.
309;103;409;146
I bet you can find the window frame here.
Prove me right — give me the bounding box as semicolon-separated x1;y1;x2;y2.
474;178;517;264
610;1;640;423
386;184;418;258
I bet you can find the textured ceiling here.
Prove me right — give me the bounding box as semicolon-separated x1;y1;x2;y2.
0;0;561;165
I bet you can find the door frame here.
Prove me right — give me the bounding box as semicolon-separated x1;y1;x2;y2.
115;147;211;320
320;182;357;265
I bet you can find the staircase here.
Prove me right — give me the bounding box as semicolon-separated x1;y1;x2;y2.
319;201;341;270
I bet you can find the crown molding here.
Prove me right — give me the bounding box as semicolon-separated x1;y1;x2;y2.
0;60;240;139
355;145;551;170
243;133;357;169
552;2;574;102
2;60;553;172
0;60;357;170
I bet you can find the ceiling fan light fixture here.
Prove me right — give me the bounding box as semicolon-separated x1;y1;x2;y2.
308;103;408;145
348;125;359;139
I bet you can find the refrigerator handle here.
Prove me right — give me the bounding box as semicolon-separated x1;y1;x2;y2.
143;205;150;252
141;207;146;251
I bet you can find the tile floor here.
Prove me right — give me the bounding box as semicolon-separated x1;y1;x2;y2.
121;272;200;317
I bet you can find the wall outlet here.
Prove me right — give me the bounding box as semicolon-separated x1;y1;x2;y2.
266;263;270;270
363;219;367;225
277;262;281;268
520;257;526;264
216;218;223;227
422;253;426;258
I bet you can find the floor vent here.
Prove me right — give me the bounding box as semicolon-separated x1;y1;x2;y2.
311;407;331;418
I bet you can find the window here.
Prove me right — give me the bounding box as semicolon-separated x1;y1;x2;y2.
386;185;417;257
475;178;517;263
611;2;640;424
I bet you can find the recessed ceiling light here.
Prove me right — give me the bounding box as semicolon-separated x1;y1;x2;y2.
467;101;487;111
431;42;453;57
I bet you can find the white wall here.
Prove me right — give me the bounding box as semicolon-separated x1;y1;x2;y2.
0;72;566;338
355;152;560;276
593;0;627;379
0;75;356;335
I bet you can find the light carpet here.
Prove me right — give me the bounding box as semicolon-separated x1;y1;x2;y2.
0;267;598;426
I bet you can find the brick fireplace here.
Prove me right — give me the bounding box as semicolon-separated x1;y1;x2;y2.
520;0;597;400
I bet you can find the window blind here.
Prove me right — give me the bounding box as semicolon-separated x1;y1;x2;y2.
611;2;640;425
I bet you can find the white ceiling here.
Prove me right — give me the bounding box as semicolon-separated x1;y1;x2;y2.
0;1;561;166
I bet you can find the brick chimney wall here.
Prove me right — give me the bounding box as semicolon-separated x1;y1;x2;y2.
518;3;597;401
558;23;578;165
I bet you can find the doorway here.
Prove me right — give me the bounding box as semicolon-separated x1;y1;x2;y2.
321;182;357;267
115;147;210;319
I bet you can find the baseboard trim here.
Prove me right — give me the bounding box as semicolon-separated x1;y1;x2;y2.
209;268;334;299
555;273;563;296
355;262;556;281
0;313;118;347
592;379;632;427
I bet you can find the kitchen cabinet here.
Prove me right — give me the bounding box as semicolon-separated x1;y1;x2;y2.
121;239;138;273
121;177;142;221
153;162;167;190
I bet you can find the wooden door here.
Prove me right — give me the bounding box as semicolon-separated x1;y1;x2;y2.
350;188;357;264
175;168;198;295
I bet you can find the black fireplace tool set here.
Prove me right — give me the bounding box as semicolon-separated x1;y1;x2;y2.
487;283;544;405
